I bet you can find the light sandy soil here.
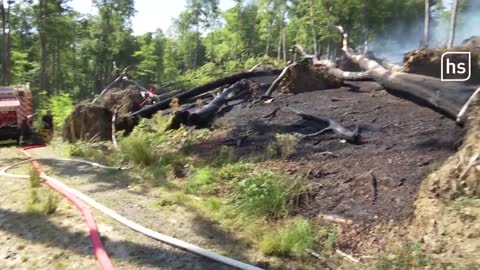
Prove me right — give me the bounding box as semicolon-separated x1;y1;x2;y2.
0;145;275;270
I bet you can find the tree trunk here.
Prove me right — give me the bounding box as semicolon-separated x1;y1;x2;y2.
310;0;318;54
448;0;459;48
423;0;430;48
39;0;49;92
336;26;476;124
266;17;273;56
277;25;282;60
131;69;282;118
0;0;11;85
282;29;287;62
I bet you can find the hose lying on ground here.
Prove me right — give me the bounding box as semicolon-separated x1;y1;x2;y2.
1;148;263;270
14;146;115;270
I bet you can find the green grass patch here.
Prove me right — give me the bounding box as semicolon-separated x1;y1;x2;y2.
187;166;219;194
259;218;318;258
29;168;42;188
120;131;157;166
371;242;435;270
27;188;60;215
232;171;308;218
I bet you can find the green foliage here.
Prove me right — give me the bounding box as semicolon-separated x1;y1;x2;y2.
232;171;307;218
27;170;60;215
187;166;219;194
36;91;74;130
259;218;319;258
29;168;42;188
155;198;175;207
120;129;157;166
371;242;435;270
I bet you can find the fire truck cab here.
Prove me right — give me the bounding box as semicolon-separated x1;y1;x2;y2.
0;84;34;144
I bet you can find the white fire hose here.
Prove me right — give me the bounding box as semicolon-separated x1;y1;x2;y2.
0;157;263;270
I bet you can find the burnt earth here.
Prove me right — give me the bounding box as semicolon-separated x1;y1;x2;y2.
193;81;462;222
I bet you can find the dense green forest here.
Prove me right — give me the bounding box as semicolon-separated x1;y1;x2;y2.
0;0;477;100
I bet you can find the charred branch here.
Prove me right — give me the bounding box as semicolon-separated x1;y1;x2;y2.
131;69;281;118
286;107;360;142
167;81;250;129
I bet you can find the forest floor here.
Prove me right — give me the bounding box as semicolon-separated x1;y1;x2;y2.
211;80;460;221
192;80;464;255
0;81;472;269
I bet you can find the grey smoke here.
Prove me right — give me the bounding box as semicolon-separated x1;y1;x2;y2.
369;2;480;63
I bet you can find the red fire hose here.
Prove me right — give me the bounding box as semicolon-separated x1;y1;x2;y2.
19;145;114;270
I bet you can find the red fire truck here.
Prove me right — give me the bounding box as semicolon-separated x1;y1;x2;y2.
0;84;34;144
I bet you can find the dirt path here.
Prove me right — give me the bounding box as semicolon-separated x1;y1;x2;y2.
0;146;99;269
9;146;265;270
0;145;271;269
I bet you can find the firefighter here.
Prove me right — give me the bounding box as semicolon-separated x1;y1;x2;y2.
148;85;160;104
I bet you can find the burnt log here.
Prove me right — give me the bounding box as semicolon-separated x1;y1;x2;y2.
335;26;477;124
292;45;372;81
157;89;185;101
168;81;250;129
131;69;281;118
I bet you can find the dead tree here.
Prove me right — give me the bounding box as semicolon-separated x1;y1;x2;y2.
423;0;430;48
264;45;371;97
448;0;459;48
167;81;250;129
131;69;281;118
335;26;476;125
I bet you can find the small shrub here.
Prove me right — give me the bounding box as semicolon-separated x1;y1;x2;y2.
29;168;42;188
187;167;219;194
28;189;60;215
156;198;174;207
217;162;252;181
232;172;306;218
260;218;318;258
265;134;300;160
214;146;235;165
120;130;156;166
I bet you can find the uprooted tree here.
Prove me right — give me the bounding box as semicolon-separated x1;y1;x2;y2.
263;26;477;127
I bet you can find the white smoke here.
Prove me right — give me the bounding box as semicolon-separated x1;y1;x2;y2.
369;1;480;63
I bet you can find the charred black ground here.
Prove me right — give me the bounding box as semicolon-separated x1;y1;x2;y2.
187;80;463;222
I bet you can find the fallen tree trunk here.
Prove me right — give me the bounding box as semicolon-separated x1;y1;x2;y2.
168;81;250;129
157;89;185;101
292;45;372;81
131;69;281;118
189;81;249;127
335;26;477;124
